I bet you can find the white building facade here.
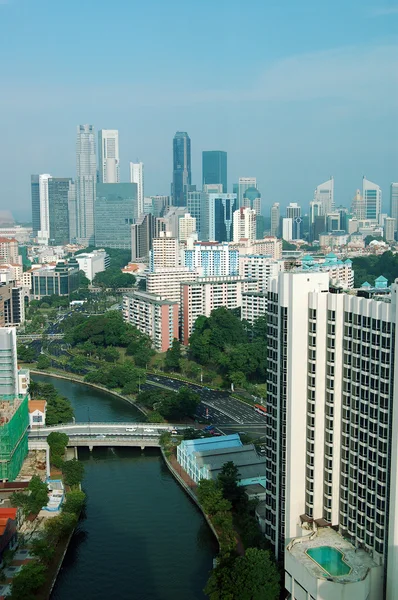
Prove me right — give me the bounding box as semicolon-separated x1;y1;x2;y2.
76;125;97;245
75;249;109;282
178;213;196;242
150;233;179;271
98;129;120;183
130;162;144;218
233;207;256;242
181;241;239;276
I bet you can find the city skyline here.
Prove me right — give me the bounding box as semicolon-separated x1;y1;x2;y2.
0;1;396;220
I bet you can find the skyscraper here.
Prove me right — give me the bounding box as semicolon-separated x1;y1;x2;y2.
286;203;302;240
208;193;237;242
238;177;257;208
390;183;398;233
130;162;144;217
233;207;256;242
188;191;208;241
48;178;73;246
76;125;96;245
172;132;191;206
270;203;280;237
34;174;52;244
351;189;365;220
95;183;137;249
31;175;40;236
202;151;227;192
313;177;334;215
98;130;120;183
363;176;382;223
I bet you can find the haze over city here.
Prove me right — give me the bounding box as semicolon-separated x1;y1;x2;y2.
0;0;397;221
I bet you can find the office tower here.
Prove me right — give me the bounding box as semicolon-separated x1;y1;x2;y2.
326;213;340;232
98;129;120;183
208;193;237;242
31;259;80;299
282;218;293;241
34;174;52;244
363;177;382;223
48;178;73;246
384;217;395;243
336;205;349;232
270;203;280;237
130;162;144;217
313;177;334;215
131;213;156;261
163;206;187;238
151;195;170;217
351;189;366;220
238;177;257;207
95;183;137;249
202;151;227;192
178;213;196;242
31;175;41;236
242;186;261;215
172;132;191;206
182;240;239;276
0;282;24;327
233;207;256;242
286;203;302;240
390;183;398;233
76;124;96;245
187;191;208;241
150;232;179;272
68;182;77;243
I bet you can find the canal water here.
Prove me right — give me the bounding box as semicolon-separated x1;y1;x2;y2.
33;375;217;600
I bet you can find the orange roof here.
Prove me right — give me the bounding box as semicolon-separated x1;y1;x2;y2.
28;400;46;413
0;238;18;243
0;508;17;520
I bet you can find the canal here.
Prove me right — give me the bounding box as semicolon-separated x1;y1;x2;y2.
33;375;217;600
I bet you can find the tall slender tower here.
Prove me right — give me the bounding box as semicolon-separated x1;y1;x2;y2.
38;174;52;244
363;176;382;223
270;202;280;237
130;162;144;217
172;132;191;206
238;177;257;208
76;125;96;245
98;130;120;183
313;177;334;215
390;183;398;234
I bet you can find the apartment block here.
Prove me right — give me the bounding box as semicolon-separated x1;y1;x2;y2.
264;270;398;600
181;276;258;344
239;255;282;293
233;237;282;260
181;240;239;276
0;239;19;266
149;232;179;272
146;267;197;303
123;291;178;352
241;291;267;326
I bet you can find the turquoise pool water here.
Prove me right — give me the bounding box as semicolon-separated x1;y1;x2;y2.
306;546;351;577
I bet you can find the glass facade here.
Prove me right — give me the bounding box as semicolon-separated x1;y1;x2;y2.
32;260;80;299
48;178;72;245
95;183;137;249
202;151;227;193
209;194;237;242
172;132;191;206
31;175;40;236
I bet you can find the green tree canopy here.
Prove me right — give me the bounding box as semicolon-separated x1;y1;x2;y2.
164;338;182;371
29;382;74;426
93;267;135;289
9;560;47;600
217;461;246;508
17;344;36;363
62;490;86;515
204;548;280;600
10;476;48;517
61;459;85;487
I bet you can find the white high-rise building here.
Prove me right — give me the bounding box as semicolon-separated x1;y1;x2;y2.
150;232;179;271
0;327;18;397
181;240;239;276
264;270;398;600
384;217;395;243
98;130;120;183
363;176;382;224
130;162;144;218
390;183;398;233
313;177;334;215
233;207;256;242
37;174;52;244
238;177;257;208
76;125;96;245
282;218;293;241
239;255;282;293
178;213;196;242
270;203;280;237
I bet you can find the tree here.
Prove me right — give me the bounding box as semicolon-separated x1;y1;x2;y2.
17;344;35;363
10;476;49;517
164;338;182;371
103;347;120;363
70;354;87;373
196;479;232;516
78;270;90;288
37;354;51;369
282;240;297;250
47;432;69;463
217;462;246;508
30;382;75;425
44;512;78;543
138;278;146;291
62;459;85;487
93;268;135;289
9;561;47;600
147;411;166;423
62;490;86;515
204;549;280;600
30;537;55;564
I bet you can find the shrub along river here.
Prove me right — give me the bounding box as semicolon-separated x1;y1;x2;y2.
33;375;217;600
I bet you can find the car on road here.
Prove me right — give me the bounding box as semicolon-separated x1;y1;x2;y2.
143;428;155;433
96;435;106;439
125;427;137;432
169;429;178;435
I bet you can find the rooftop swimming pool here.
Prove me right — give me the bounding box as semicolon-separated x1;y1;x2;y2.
306;546;351;577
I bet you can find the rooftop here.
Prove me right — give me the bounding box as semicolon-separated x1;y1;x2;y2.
28;400;46;414
180;434;242;458
194;444;266;480
287;527;378;584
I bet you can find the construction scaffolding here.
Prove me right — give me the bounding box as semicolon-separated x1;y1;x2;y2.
0;394;29;481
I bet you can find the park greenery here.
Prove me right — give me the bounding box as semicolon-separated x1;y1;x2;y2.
93;268;135;289
46;433;85;487
29;381;74;425
352;251;398;288
188;308;267;388
10;476;48;518
136;386;201;420
196;462;280;600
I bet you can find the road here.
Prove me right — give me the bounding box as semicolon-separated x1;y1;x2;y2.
29;422;182;438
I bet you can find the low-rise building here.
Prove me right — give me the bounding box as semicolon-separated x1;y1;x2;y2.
0;508;18;564
232;237;282;260
75;249;110;282
31;259;80;299
177;434;266;487
123;290;179;352
180;275;258;344
28;400;47;428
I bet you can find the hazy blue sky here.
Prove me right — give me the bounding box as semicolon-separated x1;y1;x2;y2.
0;0;397;221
